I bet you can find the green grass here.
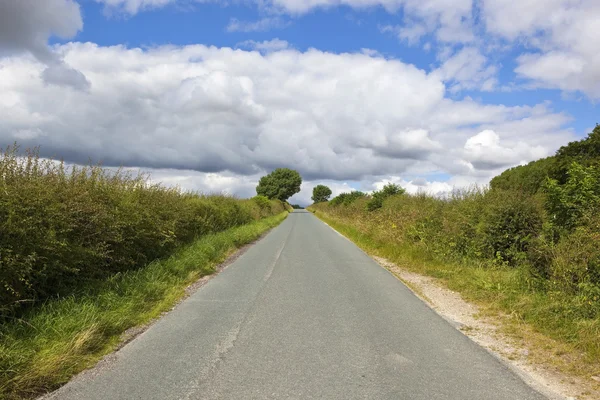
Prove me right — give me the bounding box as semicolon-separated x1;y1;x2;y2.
312;210;600;380
0;212;288;400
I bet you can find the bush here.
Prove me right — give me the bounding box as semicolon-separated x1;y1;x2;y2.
490;157;554;194
0;145;286;316
329;191;366;206
366;183;405;211
479;190;544;265
252;195;274;216
545;162;600;232
550;219;600;291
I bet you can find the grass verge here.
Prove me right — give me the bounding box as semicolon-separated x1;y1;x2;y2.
0;212;288;400
312;210;600;383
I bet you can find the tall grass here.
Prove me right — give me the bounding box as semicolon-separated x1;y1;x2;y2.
0;144;285;317
310;188;600;376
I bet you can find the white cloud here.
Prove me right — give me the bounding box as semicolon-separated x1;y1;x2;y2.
482;0;600;97
144;168;262;197
380;23;428;46
0;42;574;203
373;177;454;196
226;17;289;32
237;39;290;52
91;0;600;97
432;47;498;92
462;129;547;171
97;0;474;46
96;0;195;15
288;180;357;206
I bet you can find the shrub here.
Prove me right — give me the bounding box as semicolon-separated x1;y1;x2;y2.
252;195;273;216
366;183;405;211
329;191;366;206
0;145;285;317
490;157;554;194
545;162;600;232
479;190;544;266
550;219;600;291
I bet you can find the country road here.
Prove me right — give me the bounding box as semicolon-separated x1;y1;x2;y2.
46;210;547;400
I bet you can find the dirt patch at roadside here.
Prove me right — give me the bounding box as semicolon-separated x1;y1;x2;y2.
373;256;599;400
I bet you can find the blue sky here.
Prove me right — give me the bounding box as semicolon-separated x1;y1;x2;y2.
1;0;599;204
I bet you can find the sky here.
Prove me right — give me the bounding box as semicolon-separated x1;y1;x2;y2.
0;0;598;206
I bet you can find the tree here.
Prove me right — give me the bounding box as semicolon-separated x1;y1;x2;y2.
256;168;302;201
311;185;332;203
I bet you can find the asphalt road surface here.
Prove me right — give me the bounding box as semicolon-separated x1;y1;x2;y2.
46;210;547;400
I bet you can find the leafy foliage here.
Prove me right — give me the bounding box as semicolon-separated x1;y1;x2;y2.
491;124;600;193
0;145;286;317
328;191;366;206
551;124;600;184
366;183;406;211
479;190;544;265
545;162;600;232
311;185;332;203
490;157;555;194
0;213;288;400
256;168;302;202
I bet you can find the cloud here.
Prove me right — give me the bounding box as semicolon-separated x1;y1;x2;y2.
237;39;290;52
92;0;600;98
380;23;428;46
97;0;474;46
0;0;82;61
432;47;498;92
481;0;600;98
373;177;454;196
144;168;262;197
0;0;89;90
226;17;289;32
0;43;574;203
96;0;193;15
41;62;91;91
462;129;547;171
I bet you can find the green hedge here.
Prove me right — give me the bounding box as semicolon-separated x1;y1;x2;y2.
0;146;285;316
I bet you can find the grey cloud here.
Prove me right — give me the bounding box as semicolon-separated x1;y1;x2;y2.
411;177;427;186
0;0;82;60
42;62;91;91
470;159;513;171
0;0;89;90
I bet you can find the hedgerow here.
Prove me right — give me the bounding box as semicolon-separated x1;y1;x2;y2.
0;145;285;317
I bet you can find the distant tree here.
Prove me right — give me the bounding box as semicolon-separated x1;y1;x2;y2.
311;185;332;203
256;168;302;202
